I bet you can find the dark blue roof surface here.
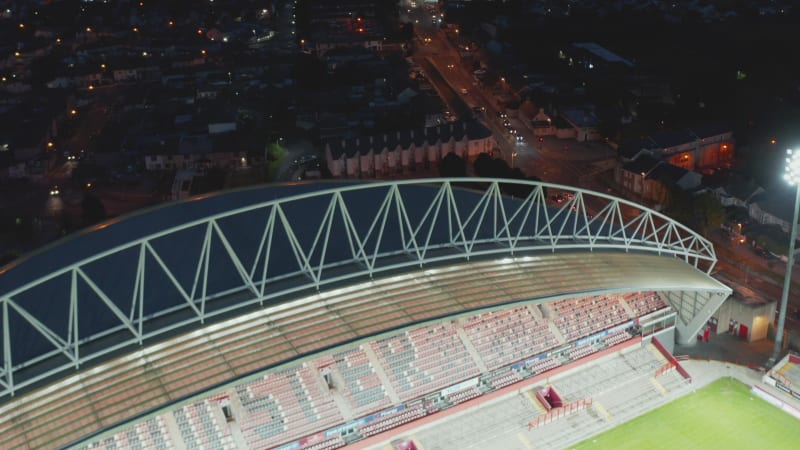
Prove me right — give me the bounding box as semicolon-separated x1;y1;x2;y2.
0;182;357;294
649;129;698;149
621;154;660;175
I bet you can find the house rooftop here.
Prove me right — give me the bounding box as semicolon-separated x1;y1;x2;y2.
572;42;634;67
649;129;699;149
724;177;762;202
689;123;731;140
560;108;600;128
648;162;689;185
621;153;661;176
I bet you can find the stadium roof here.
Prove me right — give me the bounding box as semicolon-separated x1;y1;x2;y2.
0;178;727;447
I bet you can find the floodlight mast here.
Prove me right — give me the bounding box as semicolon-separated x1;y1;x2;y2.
771;148;800;365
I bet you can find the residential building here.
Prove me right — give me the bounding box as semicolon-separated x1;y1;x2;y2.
618;124;734;172
559;107;601;142
616;153;701;205
325;120;494;178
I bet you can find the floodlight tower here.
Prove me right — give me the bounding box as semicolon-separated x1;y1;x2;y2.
771;148;800;364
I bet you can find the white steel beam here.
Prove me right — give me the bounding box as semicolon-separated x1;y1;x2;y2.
77;268;139;339
2;301;11;395
0;177;723;398
211;220;259;299
7;299;75;366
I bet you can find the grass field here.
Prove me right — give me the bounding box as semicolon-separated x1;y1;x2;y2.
574;377;800;450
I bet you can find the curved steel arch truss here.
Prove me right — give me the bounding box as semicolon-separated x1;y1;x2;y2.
0;178;717;399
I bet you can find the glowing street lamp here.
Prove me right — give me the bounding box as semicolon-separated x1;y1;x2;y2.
641;171;647;203
772;148;800;364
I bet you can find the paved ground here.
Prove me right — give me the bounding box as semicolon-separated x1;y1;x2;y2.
675;332;775;368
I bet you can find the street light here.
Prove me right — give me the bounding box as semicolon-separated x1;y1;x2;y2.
511;151;518;169
640;171;646;203
771;148;800;364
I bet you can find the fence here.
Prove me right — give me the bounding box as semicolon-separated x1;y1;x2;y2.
651;337;692;383
654;360;676;378
527;398;593;430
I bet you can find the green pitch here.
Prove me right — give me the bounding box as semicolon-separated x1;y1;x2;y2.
574;377;800;450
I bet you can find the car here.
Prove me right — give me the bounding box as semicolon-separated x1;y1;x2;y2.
497;111;507;118
503;119;511;127
460;88;468;94
50;186;60;196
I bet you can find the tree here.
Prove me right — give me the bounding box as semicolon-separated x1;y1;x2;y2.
664;186;693;225
81;193;106;225
14;215;35;243
502;169;537;198
488;157;512;179
438;152;467;177
473;153;493;177
665;188;725;236
693;192;726;236
399;22;414;41
0;252;18;267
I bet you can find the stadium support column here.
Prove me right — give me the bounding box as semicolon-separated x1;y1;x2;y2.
673;291;730;346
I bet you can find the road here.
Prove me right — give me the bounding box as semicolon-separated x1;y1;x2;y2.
407;3;614;188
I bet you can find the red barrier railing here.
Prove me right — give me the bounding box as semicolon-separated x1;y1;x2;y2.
527;398;593;430
654;360;676;378
651;337;692;383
